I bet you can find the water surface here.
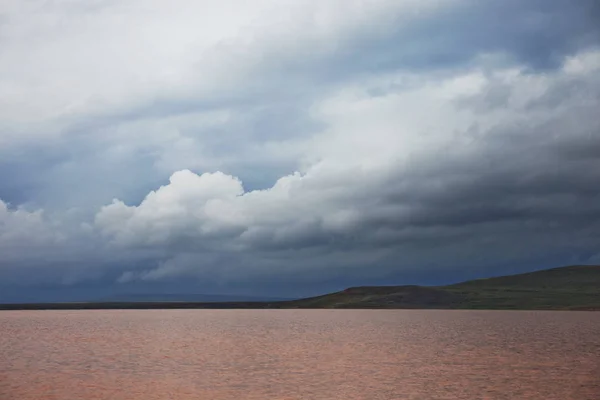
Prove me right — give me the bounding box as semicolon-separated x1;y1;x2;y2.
1;310;598;399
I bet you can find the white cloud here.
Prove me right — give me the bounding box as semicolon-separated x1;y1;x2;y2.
0;200;63;252
96;170;245;246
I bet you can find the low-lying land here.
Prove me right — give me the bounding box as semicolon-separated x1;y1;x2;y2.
1;265;598;310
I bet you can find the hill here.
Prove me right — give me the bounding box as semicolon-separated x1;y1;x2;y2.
283;265;600;310
1;265;598;310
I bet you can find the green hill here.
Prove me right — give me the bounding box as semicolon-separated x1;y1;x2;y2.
282;265;600;310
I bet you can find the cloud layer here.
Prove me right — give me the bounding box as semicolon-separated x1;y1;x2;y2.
1;0;599;298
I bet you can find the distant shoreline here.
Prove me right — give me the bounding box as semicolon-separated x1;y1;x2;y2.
0;301;282;311
2;265;599;311
0;302;599;311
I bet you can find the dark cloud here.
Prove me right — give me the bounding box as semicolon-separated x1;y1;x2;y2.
313;0;600;79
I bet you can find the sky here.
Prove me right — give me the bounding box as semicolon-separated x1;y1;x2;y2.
0;0;599;301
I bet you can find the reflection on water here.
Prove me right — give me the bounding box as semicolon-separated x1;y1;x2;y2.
1;310;598;399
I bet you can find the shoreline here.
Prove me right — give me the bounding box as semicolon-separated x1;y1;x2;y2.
1;302;598;311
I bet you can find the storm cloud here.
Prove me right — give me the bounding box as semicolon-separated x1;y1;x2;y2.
0;0;599;300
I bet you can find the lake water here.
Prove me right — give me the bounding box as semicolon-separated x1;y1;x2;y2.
0;310;598;400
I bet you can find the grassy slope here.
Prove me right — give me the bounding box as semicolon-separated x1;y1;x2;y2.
283;265;600;310
444;265;600;310
1;265;598;310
